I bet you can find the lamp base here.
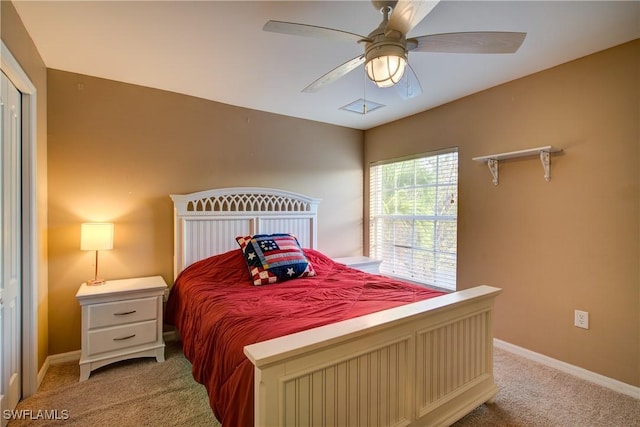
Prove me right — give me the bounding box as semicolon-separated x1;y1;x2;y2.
87;278;107;286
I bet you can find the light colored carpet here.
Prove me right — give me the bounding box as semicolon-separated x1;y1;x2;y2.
453;348;639;427
8;341;639;426
8;342;218;426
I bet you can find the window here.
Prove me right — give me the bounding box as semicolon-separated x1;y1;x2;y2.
369;149;458;290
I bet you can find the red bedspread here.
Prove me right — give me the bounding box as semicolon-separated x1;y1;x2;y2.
165;249;445;426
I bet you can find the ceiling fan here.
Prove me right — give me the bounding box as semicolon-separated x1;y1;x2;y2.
263;0;526;97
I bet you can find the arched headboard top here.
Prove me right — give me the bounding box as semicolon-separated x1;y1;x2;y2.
170;187;320;216
170;187;321;279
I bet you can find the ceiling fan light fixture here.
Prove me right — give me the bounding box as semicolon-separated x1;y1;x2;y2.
365;44;407;88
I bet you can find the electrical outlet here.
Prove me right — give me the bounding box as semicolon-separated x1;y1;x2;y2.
574;310;589;329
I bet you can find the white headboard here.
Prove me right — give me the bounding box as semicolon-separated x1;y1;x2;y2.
170;187;320;279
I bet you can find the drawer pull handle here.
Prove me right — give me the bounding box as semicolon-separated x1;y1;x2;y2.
113;334;136;341
113;310;137;316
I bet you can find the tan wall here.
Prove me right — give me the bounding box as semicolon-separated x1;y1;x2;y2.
46;70;364;354
7;0;637;388
364;40;639;387
1;1;49;371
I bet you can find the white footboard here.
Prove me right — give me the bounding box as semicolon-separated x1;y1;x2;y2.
244;285;501;427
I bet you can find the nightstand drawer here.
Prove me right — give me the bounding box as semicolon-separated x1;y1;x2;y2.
87;320;158;356
88;297;158;329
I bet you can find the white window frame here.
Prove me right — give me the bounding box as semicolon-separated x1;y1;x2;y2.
369;148;458;291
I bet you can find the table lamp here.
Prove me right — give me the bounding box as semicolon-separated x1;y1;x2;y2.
80;222;114;285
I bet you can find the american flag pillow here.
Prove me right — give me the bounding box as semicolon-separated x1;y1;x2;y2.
235;233;316;285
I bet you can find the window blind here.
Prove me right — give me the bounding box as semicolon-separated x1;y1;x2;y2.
369;149;458;290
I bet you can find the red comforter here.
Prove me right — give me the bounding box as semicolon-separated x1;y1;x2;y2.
165;248;445;426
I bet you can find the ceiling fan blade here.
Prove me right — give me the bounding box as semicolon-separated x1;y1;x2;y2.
395;63;422;100
303;55;366;93
409;32;527;53
387;0;440;37
263;20;368;43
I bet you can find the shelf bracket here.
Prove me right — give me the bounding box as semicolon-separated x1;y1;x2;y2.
487;159;499;186
540;150;551;182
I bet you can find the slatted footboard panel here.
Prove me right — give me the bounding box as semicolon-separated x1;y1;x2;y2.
246;286;501;427
281;336;413;427
417;310;495;424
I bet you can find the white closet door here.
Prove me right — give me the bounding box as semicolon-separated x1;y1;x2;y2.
0;70;22;426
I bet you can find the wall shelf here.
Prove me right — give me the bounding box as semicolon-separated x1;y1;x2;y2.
472;146;562;185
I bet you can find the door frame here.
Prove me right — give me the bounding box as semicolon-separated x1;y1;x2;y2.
1;40;39;398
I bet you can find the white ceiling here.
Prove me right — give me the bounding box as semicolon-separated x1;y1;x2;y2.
12;1;640;130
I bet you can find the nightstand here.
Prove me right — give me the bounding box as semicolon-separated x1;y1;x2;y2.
333;256;382;274
75;275;168;381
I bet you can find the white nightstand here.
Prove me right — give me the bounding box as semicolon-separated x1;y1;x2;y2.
333;256;382;274
75;275;168;381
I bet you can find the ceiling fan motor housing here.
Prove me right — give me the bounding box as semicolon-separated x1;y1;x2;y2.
363;3;409;87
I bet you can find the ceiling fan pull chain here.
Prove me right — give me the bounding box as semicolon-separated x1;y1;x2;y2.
362;69;367;114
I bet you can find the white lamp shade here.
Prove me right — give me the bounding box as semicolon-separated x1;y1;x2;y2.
365;55;407;88
80;223;114;251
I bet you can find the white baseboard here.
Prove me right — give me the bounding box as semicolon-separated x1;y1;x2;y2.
38;335;179;389
163;330;179;342
37;350;81;389
49;349;82;365
37;359;49;389
494;339;640;399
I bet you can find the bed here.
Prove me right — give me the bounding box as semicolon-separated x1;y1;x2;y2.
166;187;501;427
